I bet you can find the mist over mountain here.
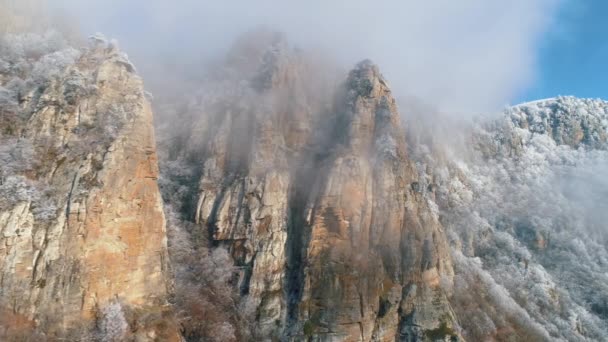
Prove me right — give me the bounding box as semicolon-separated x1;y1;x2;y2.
50;0;561;115
0;1;607;341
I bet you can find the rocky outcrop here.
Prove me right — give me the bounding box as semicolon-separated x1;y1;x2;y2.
293;61;458;341
0;36;177;339
192;32;322;337
186;34;461;341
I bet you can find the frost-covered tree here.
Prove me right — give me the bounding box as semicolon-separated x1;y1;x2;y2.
164;205;258;341
0;86;20;135
98;302;129;342
0;138;33;183
418;97;608;341
31;47;81;84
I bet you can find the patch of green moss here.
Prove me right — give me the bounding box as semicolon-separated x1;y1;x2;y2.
302;311;324;338
303;319;315;337
425;321;456;341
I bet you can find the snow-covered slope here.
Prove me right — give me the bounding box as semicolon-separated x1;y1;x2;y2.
422;96;608;341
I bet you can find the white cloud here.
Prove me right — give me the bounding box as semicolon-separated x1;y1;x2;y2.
51;0;563;114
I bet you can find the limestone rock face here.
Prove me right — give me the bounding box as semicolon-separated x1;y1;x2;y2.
0;37;177;339
192;32;324;335
185;34;460;341
293;61;457;342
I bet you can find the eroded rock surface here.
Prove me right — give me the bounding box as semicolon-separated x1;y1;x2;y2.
0;35;177;339
292;61;458;342
181;34;461;341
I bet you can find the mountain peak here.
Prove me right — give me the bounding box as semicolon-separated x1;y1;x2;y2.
346;59;392;98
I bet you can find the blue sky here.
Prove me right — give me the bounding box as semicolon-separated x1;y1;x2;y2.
518;0;608;102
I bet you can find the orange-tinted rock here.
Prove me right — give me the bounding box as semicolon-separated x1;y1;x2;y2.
0;39;177;339
187;34;461;340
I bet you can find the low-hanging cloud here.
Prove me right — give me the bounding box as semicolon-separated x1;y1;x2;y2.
51;0;563;114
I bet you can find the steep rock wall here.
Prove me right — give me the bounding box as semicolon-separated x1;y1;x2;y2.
0;36;177;339
293;61;457;342
184;34;461;341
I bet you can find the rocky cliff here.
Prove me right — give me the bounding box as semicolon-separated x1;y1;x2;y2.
0;32;178;340
293;61;458;342
164;33;461;341
3;15;608;342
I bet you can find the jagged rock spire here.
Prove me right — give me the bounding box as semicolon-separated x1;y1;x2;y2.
187;45;461;340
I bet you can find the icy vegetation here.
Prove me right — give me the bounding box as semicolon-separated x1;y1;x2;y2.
417;96;608;341
0;27;140;227
0;30;76;223
98;302;129;342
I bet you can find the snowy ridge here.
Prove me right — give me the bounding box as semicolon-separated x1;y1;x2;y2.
505;96;608;150
458;97;608;341
512;97;558;107
412;96;608;341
